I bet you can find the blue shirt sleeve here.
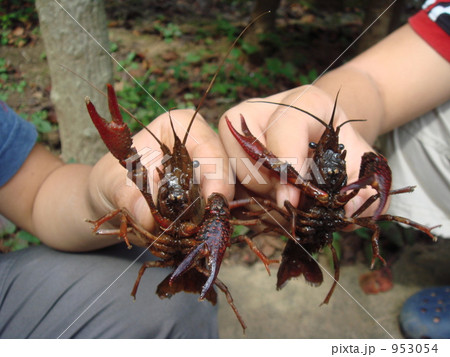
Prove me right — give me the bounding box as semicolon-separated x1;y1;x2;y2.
0;102;38;187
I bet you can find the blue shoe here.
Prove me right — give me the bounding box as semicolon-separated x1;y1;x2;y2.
399;287;450;338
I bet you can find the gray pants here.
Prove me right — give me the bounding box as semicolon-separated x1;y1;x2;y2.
0;245;218;338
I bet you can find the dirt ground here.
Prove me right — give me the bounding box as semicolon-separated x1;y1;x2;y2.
218;238;450;338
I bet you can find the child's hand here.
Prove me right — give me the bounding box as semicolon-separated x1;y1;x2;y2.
219;85;385;220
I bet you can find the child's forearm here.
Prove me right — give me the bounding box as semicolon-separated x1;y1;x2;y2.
315;24;450;144
32;162;118;251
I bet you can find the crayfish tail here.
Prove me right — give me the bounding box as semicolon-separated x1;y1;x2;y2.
276;240;323;290
159;270;218;305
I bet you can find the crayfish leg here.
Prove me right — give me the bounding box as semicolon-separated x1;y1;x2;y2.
352;214;438;269
349;186;416;219
321;243;340;305
86;208;134;248
375;215;439;242
232;235;279;275
211;273;247;333
87;207;169;249
131;260;175;299
350;217;386;269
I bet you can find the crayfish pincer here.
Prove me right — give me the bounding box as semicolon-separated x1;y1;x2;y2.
85;84;273;332
226;91;439;305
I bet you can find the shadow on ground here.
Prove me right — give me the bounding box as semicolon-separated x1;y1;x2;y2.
217;239;450;338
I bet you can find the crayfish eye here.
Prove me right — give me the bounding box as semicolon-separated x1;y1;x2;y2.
168;191;187;205
338;144;344;151
309;142;317;149
193;160;200;168
168;193;177;202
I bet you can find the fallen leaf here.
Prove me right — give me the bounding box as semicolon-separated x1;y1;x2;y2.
12;27;24;36
113;81;125;92
162;51;179;61
359;267;393;294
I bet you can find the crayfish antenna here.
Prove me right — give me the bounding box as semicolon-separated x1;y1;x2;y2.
328;89;367;130
248;100;329;128
168;109;181;145
328;88;341;128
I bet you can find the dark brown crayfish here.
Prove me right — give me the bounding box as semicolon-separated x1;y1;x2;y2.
85;83;275;332
226;92;439;304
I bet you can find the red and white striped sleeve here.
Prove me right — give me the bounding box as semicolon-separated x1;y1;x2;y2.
409;0;450;61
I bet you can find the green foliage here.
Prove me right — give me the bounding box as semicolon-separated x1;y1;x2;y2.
29;110;53;134
0;218;15;236
185;52;203;64
0;0;38;46
265;58;296;78
16;230;41;244
0;219;41;252
118;52;139;70
109;41;119;53
378;221;412;248
17;110;56;141
108;18;319;134
232;225;250;238
0;58;7;75
214;18;239;40
353;223;406;246
299;68;319;84
154;22;182;43
0;57;28;101
240;41;259;55
354;227;371;240
116;78;176;132
0;58;55;138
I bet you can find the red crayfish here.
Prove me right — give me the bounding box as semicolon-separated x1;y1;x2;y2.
84;82;273;332
226;92;439;304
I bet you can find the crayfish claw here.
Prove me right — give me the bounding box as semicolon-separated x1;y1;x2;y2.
86;84;135;163
341;152;392;219
225;115;270;163
169;243;204;287
170;237;226;300
170;193;232;298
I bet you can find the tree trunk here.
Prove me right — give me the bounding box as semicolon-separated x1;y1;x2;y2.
36;0;113;164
